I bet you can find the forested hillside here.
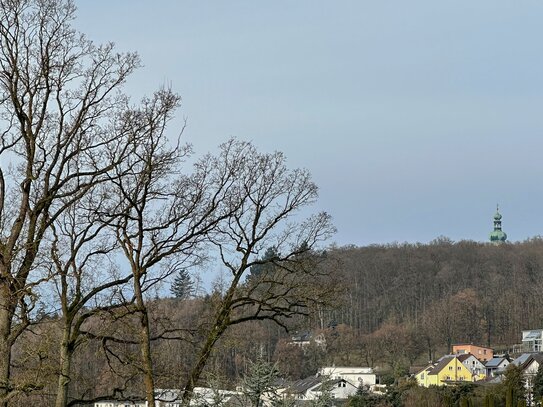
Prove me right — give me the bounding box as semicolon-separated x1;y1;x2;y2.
9;238;543;405
327;238;543;343
206;238;543;379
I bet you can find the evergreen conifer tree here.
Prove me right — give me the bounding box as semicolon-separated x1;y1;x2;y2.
170;269;195;299
241;357;280;407
503;363;525;406
533;364;543;404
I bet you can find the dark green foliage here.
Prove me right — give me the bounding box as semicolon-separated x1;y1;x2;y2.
247;247;280;283
506;386;513;407
241;357;280;407
502;364;525;406
170;269;194;299
383;378;418;407
460;396;469;407
517;399;526;407
488;393;495;407
441;383;476;406
347;385;385;407
533;364;543;402
484;393;496;407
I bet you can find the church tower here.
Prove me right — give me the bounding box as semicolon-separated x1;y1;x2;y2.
489;205;507;244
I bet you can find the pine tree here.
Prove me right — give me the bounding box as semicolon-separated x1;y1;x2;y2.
488;393;495;407
241;357;280;407
170;269;195;299
503;363;525;406
247;247;280;283
533;364;543;403
506;387;513;407
312;379;334;407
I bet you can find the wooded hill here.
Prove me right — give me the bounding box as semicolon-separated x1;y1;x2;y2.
200;238;543;379
10;238;543;405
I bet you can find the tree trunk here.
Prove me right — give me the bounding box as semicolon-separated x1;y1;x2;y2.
0;285;13;407
181;321;228;407
55;325;73;407
134;278;156;407
181;298;234;407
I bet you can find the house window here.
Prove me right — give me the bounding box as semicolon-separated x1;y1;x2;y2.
459;377;464;381
484;350;487;354
457;366;461;370
421;373;425;379
449;366;453;371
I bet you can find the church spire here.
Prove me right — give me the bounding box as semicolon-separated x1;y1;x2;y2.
489;205;507;244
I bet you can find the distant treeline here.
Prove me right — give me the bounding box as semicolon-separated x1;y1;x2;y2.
13;238;543;405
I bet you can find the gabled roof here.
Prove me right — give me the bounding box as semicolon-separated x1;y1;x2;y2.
485;357;509;368
285;376;324;394
291;331;312;342
519;353;543;371
411;364;432;375
312;379;355;392
457;354;472;363
428;356;456;376
513;353;538;366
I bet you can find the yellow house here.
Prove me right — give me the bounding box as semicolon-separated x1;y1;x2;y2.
414;364;435;387
415;356;478;387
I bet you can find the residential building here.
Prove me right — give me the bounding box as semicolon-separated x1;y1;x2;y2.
414;364;435;388
452;344;493;362
284;376;325;401
318;366;376;387
284;376;357;402
415;356;479;387
457;354;486;379
94;388;241;407
484;356;510;377
288;331;326;348
522;329;543;352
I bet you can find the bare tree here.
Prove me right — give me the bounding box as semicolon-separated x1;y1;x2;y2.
47;186;137;407
0;0;140;403
109;107;250;406
181;140;335;405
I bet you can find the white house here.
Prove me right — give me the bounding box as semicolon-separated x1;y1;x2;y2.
311;379;358;400
94;387;241;407
457;354;485;378
522;329;543;352
284;376;357;401
94;402;145;407
485;356;510;377
318;366;376;387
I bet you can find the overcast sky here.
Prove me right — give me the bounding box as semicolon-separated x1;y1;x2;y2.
74;1;543;247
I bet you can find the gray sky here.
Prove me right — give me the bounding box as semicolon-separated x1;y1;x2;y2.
74;1;543;247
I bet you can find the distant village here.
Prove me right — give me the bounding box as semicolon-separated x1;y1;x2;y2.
93;327;543;407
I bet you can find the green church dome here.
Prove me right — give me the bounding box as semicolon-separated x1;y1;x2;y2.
489;230;507;242
489;205;507;244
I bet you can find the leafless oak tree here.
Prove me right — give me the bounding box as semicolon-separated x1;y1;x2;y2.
181;140;335;405
48;187;136;407
0;2;336;406
0;0;140;403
